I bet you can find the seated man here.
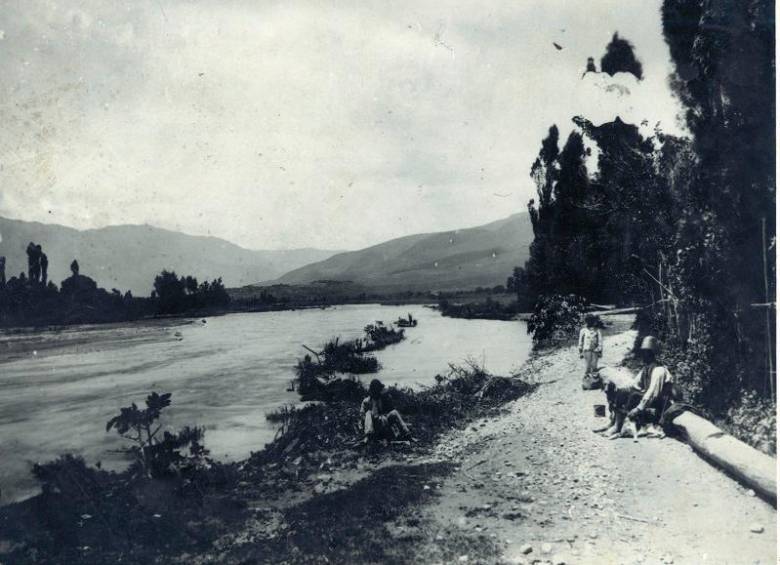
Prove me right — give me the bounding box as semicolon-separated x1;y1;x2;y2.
598;336;675;439
361;379;414;443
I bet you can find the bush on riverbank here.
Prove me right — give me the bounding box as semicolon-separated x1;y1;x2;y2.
264;361;534;465
362;322;405;351
105;392;212;479
294;346;378;402
527;294;587;348
0;400;242;565
293;321;409;401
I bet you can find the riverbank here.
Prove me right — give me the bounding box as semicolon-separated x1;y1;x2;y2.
0;361;535;564
0;305;533;505
2;323;774;564
229;326;775;565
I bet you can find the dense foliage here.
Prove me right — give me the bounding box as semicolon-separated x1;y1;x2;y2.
526;294;587;348
152;269;230;314
525;118;678;307
518;0;775;448
655;0;775;407
9;401;240;564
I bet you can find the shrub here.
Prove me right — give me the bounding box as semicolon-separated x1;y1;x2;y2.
527;294;587;348
320;337;380;374
721;391;776;455
293;323;407;401
362;322;405;351
632;310;776;454
106;392;211;479
32;454;113;498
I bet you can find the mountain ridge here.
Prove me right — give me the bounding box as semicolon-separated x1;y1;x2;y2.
0;217;340;296
265;213;532;292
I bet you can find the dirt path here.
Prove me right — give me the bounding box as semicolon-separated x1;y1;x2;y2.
415;329;777;564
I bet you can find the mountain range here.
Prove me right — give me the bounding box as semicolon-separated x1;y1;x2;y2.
266;213;532;292
0;217;338;296
0;212;532;296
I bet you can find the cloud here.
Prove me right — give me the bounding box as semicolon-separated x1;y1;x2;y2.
0;0;686;250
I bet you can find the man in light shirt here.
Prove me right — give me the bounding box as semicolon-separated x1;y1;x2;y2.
361;379;414;444
598;335;675;439
578;314;603;378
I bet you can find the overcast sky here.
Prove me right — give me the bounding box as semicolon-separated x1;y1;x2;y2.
0;0;686;250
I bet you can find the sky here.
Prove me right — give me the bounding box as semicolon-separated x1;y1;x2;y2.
0;0;687;250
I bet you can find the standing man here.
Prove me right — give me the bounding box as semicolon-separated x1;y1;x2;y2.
579;314;603;381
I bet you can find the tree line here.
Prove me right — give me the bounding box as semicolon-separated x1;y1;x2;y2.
0;243;230;327
513;0;775;429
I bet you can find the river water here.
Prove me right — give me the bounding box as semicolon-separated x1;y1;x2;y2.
0;304;531;502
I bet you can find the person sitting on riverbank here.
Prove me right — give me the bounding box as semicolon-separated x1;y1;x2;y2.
596;336;675;439
361;379;415;443
579;314;603;389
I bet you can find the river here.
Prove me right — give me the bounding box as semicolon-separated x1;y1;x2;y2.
0;304;531;502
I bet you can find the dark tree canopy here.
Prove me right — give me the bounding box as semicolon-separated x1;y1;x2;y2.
600;32;643;79
517;0;775;418
525;117;673;306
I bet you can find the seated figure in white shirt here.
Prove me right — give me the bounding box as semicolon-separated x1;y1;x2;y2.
598;335;675;439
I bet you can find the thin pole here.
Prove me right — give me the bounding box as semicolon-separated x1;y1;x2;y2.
761;217;774;400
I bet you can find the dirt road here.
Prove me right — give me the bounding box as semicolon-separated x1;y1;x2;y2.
416;329;777;564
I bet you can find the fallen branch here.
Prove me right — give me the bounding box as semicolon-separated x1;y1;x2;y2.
464;458;488;472
302;344;322;362
615;512;657;525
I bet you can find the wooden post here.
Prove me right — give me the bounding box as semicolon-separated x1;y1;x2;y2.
761;217;774;399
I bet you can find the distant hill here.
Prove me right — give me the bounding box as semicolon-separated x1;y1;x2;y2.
0;217;338;296
267;213;533;292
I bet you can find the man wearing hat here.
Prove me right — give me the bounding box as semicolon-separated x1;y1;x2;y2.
361;378;414;443
599;335;675;439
